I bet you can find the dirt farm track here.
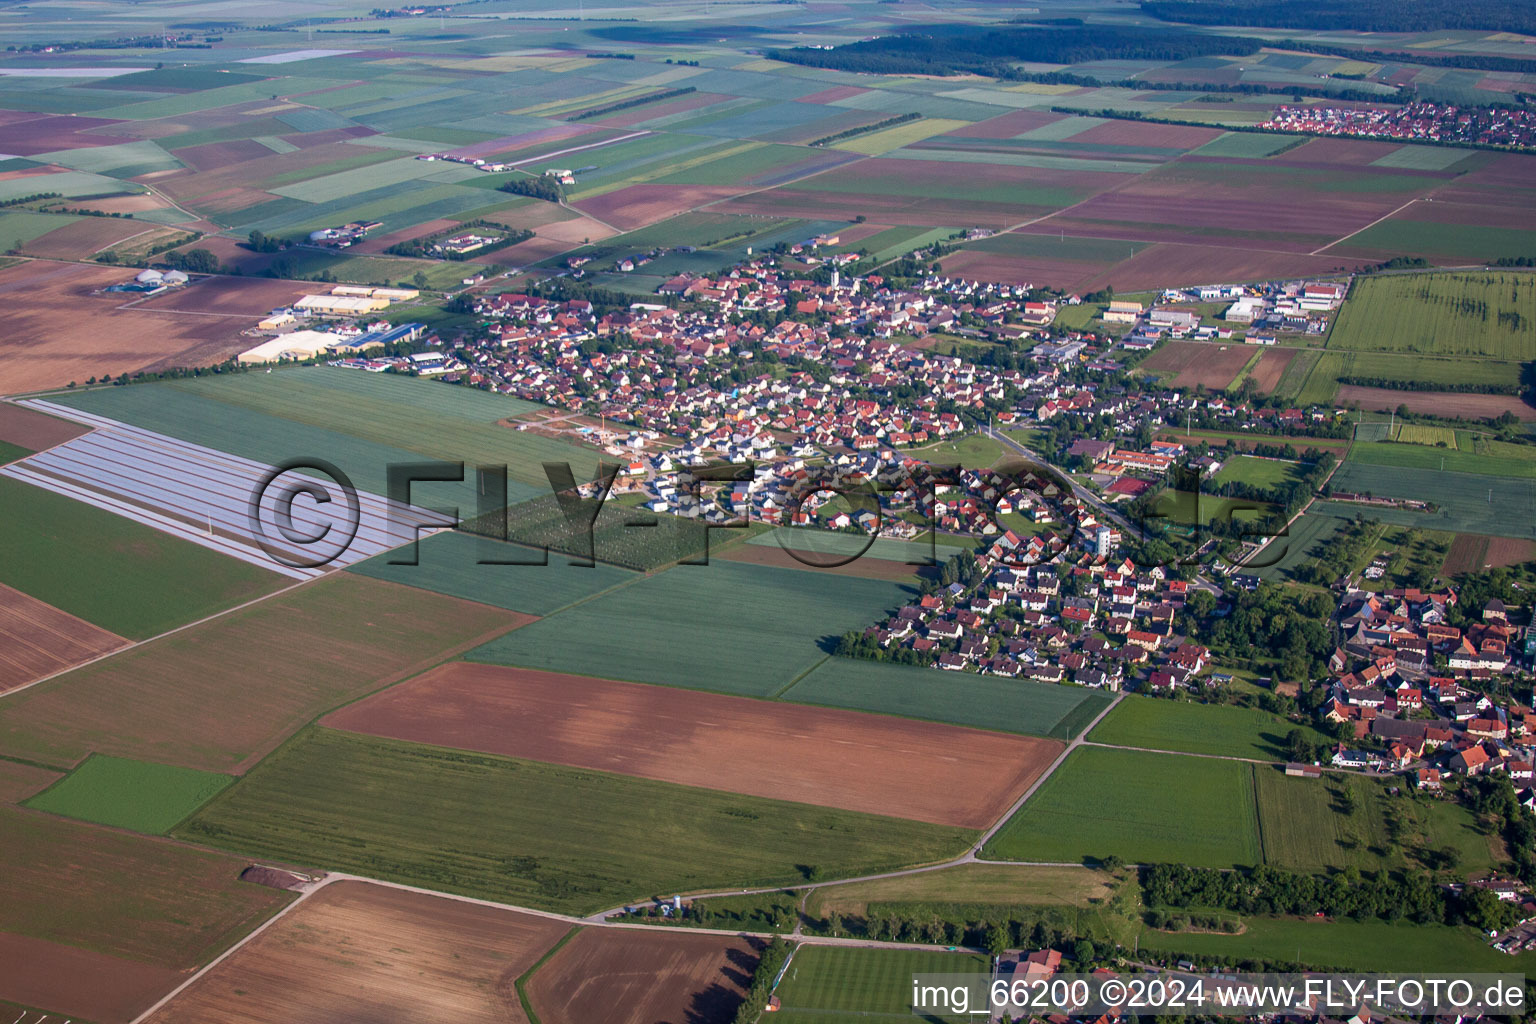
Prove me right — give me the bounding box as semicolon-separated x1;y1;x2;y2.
324;662;1062;828
144;881;571;1024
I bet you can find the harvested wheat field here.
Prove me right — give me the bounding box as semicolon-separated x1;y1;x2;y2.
0;583;127;693
0;400;88;450
145;880;571;1024
0;260;257;394
1247;347;1298;394
526;927;759;1024
0;932;182;1024
324;662;1061;828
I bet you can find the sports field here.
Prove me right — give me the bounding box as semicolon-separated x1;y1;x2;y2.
179;728;975;915
984;746;1261;868
469;559;912;697
144;880;570;1024
23;754;233;834
782;658;1111;739
0;574;525;772
0;475;284;639
1329;272;1536;360
774;946;987;1018
1088;697;1332;761
1211;455;1303;489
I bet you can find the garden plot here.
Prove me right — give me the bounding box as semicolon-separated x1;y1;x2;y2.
2;401;449;579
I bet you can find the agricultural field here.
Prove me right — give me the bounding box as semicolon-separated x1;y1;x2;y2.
1329;272;1536;360
1328;462;1536;539
0;474;283;639
323;662;1060;828
782;657;1112;739
984;746;1262;868
0;804;292;970
348;529;640;615
0;574;525;772
774;946;988;1018
1253;767;1497;876
1442;533;1536;575
145;881;571;1024
1349;437;1536;478
179;727;975;915
1248;511;1354;581
23;754;232;834
1138;341;1256;391
0;259;272;394
804;863;1113;923
525;928;759;1024
1088;697;1332;761
0;582;127;693
468;559;911;697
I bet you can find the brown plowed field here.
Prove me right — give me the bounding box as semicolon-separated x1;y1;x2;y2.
573;184;743;232
0;113;125;156
797;85;870;104
0;583;127;693
0;805;293;969
1335;385;1536;421
0;260;259;394
942;248;1108;290
146;881;570;1024
0;574;532;773
944;109;1065;138
324;662;1061;828
0;401;88;450
1081;241;1376;292
24;217;168;260
717;540;922;580
0;932;182;1024
1273;138;1405;165
1139;341;1255;390
0;758;58;803
135;275;314;315
526;928;758;1024
1247;347;1298;394
719;189;1046;229
1069;120;1222;149
1439;534;1534;574
173;138;278;172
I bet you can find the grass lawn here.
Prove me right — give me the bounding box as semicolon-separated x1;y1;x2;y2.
1138;914;1536;973
805;863;1112;921
782;658;1108;739
1211;454;1303;489
983;747;1261;868
1088;697;1332;761
179;728;974;916
0;476;283;639
24;754;232;834
469;559;915;697
910;432;1007;469
775;945;988;1018
1253;766;1496;876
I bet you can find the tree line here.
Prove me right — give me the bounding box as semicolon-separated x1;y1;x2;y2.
570;86;696;121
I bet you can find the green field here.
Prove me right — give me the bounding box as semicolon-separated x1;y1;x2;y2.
1333;350;1522;389
347;529;640;615
180;728;974;915
911;433;1007;469
54;367;593;498
1211;455;1303;489
1248;511;1351;581
1328;461;1536;539
775;945;988;1020
1329;272;1536;360
23;754;233;834
984;746;1261;868
1348;439;1536;479
783;658;1109;739
1253;766;1496;875
0;476;283;639
0;439;30;465
469;559;912;697
1138;914;1536;973
1088;697;1332;761
1296;350;1346;405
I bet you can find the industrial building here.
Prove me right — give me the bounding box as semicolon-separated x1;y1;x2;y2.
295;294;392;315
237;330;344;364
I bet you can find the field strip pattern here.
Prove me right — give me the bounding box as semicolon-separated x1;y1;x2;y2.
2;401;450;580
